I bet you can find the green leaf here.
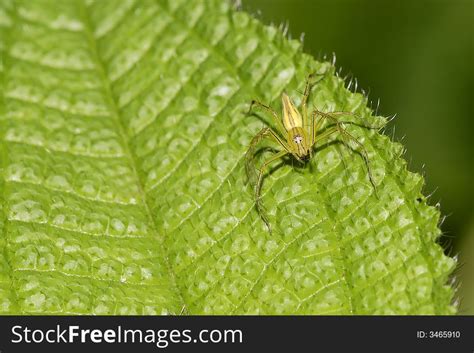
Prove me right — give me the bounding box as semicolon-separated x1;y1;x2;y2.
0;0;456;314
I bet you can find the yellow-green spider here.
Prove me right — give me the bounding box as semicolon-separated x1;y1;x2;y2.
245;72;378;233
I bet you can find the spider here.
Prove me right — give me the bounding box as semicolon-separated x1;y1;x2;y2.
245;71;378;233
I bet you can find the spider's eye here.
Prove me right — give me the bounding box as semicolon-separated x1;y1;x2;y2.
293;135;303;144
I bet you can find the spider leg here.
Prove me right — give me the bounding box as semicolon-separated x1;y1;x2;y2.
312;110;378;196
310;108;323;157
313;114;347;170
248;100;287;136
312;125;338;144
245;127;292;233
245;127;289;184
255;150;288;233
301;71;327;129
301;71;326;108
339;128;378;196
316;110;382;130
310;109;325;148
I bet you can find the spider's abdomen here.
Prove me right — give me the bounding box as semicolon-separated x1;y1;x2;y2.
287;127;311;159
282;93;303;130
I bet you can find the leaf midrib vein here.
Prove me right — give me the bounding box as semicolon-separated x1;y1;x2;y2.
78;0;187;311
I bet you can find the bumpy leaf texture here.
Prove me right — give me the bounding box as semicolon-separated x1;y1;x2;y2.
0;0;456;314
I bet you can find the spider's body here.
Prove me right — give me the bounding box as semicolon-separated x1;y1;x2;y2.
285;104;310;158
281;92;311;159
245;72;378;233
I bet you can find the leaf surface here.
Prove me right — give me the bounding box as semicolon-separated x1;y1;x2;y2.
0;0;455;314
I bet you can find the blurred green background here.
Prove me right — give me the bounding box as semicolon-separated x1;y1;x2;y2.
245;0;473;314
